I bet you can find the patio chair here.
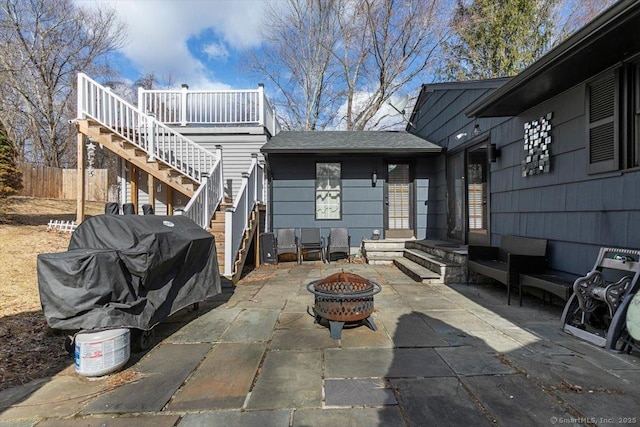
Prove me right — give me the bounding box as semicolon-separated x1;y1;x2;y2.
326;228;351;263
276;228;299;263
298;227;325;264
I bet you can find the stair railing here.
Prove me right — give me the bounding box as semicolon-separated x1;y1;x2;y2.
183;145;224;228
77;73;217;183
224;154;265;276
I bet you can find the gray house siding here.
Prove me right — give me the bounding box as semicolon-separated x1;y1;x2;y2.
175;128;267;199
410;83;509;241
486;81;640;275
268;155;439;249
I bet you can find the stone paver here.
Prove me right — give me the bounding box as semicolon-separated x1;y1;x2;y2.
81;343;211;414
178;409;292;427
268;327;340;350
0;374;108;421
36;415;181;427
167;342;266;411
435;346;517;376
165;308;241;343
292;407;406;427
391;377;491;426
220;309;280;342
2;262;639;426
324;378;397;406
461;374;577;425
325;348;453;378
246;350;323;410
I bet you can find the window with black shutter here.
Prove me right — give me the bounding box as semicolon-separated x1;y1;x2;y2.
586;60;640;174
586;71;618;174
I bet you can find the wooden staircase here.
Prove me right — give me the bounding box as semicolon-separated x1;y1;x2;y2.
209;203;229;276
78;118;198;197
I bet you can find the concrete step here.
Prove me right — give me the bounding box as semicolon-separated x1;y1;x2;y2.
405;240;468;265
362;239;409;251
363;255;396;265
363;250;405;259
394;257;441;283
403;248;466;284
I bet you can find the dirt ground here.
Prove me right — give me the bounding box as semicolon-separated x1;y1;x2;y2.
0;197;104;391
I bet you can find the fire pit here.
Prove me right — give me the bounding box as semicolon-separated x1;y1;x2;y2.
307;271;382;339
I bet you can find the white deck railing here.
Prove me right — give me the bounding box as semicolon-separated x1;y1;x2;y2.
224;154;266;276
138;84;281;136
77;73;218;184
77;73;223;229
183;145;224;228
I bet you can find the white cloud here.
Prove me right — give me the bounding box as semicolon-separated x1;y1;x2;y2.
75;0;269;89
203;42;230;61
332;92;414;130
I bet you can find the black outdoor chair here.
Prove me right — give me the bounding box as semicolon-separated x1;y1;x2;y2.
326;227;351;263
276;228;299;263
298;227;325;263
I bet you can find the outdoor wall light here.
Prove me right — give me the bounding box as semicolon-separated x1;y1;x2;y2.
371;169;377;187
473;123;481;136
489;143;501;162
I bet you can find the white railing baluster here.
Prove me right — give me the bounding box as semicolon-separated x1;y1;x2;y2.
76;73;220;229
136;87;278;134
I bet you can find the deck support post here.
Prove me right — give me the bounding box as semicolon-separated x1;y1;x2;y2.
76;132;85;223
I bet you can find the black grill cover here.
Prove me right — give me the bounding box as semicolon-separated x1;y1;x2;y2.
37;214;221;331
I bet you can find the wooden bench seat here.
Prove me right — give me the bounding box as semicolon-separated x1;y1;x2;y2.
519;269;579;304
467;235;547;306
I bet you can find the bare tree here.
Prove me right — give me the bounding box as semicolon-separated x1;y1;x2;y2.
0;0;127;167
247;0;340;131
337;0;445;130
551;0;617;44
248;0;448;131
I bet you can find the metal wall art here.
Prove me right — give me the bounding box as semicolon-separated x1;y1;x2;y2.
522;112;552;177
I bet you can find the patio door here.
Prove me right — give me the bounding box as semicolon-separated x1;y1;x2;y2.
385;162;414;238
446;142;490;245
467;144;489;246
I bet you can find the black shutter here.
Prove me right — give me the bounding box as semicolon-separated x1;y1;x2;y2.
586;71;618;174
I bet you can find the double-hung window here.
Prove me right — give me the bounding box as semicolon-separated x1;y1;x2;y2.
315;162;341;220
586;58;640;174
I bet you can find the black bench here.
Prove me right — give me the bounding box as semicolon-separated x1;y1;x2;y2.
519;269;579;305
467;235;547;305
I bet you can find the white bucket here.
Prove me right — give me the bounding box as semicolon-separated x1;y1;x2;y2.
74;328;130;377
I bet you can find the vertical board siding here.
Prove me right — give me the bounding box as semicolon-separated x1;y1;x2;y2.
17;163;107;201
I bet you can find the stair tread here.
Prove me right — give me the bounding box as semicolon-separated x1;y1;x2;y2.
394;257;440;279
404;248;461;267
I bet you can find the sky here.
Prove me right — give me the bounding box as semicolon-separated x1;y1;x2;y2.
76;0;272;90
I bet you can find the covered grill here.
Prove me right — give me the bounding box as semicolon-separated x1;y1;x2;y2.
37;215;221;334
307;271;382;339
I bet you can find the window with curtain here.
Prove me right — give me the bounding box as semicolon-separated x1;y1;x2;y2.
315;162;341;220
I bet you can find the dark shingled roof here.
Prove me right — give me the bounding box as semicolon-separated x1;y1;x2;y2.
261;131;441;154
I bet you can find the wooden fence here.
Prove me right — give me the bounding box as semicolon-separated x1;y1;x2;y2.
17;162;107;201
